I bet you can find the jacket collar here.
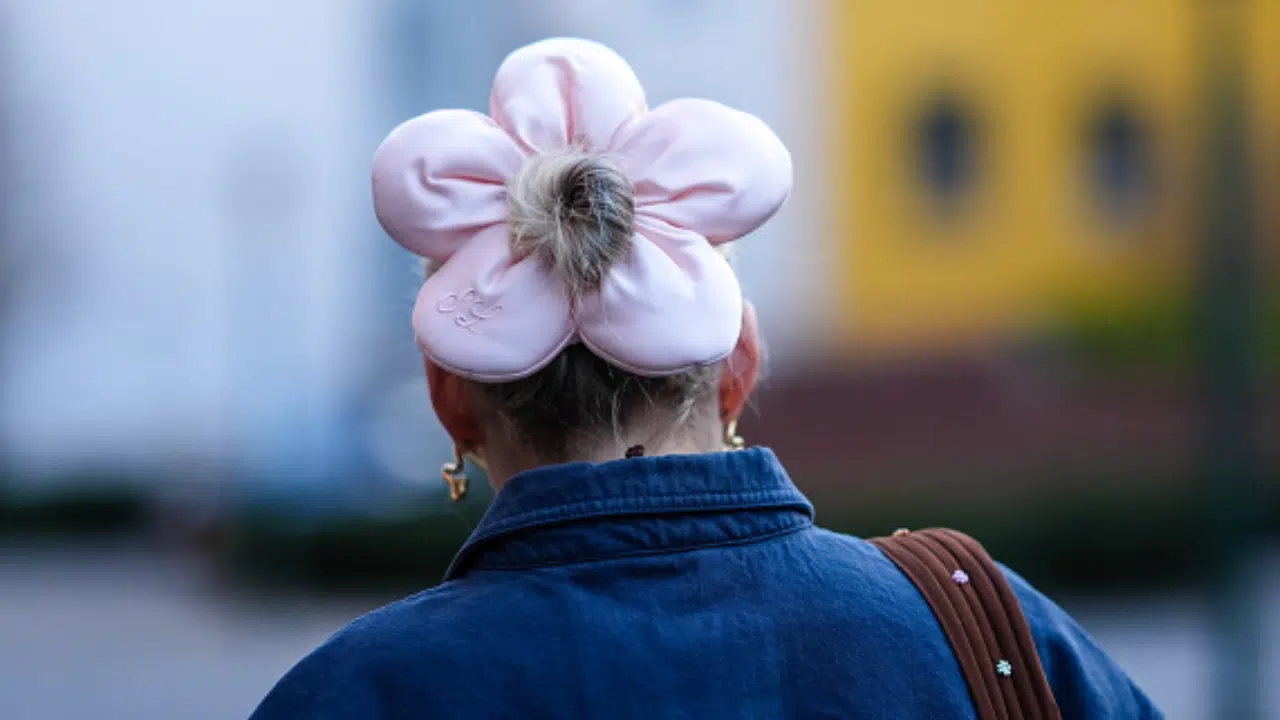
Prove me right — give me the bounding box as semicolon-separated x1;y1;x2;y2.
445;448;813;580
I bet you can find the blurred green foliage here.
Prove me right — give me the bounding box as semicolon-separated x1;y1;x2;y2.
0;482;149;536
1050;289;1280;378
221;502;478;594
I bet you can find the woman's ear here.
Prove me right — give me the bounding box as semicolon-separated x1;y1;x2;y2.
720;302;761;426
425;359;483;452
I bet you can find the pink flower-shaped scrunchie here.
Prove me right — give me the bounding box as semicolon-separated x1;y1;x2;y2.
373;37;792;382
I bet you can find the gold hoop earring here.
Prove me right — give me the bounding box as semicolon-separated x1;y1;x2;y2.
724;420;745;451
441;446;468;502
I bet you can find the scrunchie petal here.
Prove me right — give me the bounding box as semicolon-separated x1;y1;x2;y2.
490;37;646;154
576;216;743;375
613;98;792;245
413;224;574;381
373;109;525;261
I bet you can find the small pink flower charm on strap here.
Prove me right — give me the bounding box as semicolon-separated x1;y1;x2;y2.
951;569;970;585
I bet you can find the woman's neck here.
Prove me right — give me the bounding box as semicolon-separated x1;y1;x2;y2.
483;417;723;492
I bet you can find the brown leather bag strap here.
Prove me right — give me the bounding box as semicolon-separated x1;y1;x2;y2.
870;528;1061;720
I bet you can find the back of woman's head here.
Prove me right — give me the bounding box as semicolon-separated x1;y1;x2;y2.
374;38;791;470
445;151;720;462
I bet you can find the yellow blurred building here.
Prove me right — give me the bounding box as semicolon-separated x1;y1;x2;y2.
825;0;1279;357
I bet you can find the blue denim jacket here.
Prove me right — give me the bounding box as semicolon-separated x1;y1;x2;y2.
251;448;1160;719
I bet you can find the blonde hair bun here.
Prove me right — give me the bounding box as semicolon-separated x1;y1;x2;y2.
507;152;635;297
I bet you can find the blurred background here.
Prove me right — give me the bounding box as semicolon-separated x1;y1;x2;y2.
0;0;1276;717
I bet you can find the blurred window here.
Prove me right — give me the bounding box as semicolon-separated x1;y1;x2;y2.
1087;98;1153;225
914;92;979;213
